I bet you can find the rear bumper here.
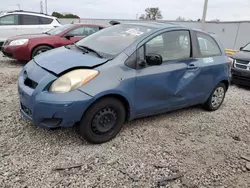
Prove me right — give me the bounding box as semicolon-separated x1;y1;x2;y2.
231;67;250;86
1;45;30;61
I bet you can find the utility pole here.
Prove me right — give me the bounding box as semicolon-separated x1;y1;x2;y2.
40;1;44;13
201;0;208;31
45;0;48;14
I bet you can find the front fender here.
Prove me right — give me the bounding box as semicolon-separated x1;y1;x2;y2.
78;59;137;120
93;89;135;119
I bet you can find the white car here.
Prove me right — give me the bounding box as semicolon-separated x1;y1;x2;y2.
0;10;61;46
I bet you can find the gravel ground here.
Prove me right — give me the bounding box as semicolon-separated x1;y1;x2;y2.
0;55;250;188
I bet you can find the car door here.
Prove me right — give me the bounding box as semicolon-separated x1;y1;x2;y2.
62;26;100;44
195;31;226;96
135;29;205;116
0;14;20;42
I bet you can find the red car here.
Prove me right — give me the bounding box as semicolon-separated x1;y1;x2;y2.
1;23;104;61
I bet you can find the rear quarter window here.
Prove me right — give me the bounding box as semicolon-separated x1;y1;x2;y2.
40;17;53;24
196;32;222;57
66;26;100;36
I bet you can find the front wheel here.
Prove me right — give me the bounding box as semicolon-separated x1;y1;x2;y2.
203;83;226;111
31;45;52;58
76;97;126;144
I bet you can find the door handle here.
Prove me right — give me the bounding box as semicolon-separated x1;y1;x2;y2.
187;63;198;69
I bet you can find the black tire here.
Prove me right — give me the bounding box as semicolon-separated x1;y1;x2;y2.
203;83;226;111
76;97;126;144
230;77;235;85
31;45;52;58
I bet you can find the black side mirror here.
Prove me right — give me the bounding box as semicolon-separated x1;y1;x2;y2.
64;34;74;40
146;53;163;66
240;47;243;51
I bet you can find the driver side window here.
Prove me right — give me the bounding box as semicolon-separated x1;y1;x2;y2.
67;26;99;37
145;30;191;61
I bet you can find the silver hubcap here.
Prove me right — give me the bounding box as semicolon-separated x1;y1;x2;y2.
211;87;225;108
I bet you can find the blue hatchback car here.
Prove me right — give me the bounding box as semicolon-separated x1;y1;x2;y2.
18;22;231;144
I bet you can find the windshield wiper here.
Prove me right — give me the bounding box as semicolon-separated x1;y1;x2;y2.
78;45;103;58
74;44;88;53
242;49;250;52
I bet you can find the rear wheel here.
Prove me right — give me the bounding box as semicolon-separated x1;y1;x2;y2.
76;97;126;144
203;83;226;111
31;45;52;58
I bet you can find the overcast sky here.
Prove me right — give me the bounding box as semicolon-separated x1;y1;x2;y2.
2;0;250;21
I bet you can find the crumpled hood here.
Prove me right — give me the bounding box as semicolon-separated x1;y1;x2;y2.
232;51;250;61
34;46;108;75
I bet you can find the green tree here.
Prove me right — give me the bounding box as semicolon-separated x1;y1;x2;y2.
139;7;163;20
52;12;63;18
52;12;80;19
64;13;80;18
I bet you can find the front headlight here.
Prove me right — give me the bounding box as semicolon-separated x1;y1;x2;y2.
49;69;99;93
9;39;29;46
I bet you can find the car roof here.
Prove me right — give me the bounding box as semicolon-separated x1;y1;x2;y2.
4;10;56;19
121;22;219;39
191;28;219;38
121;22;186;29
